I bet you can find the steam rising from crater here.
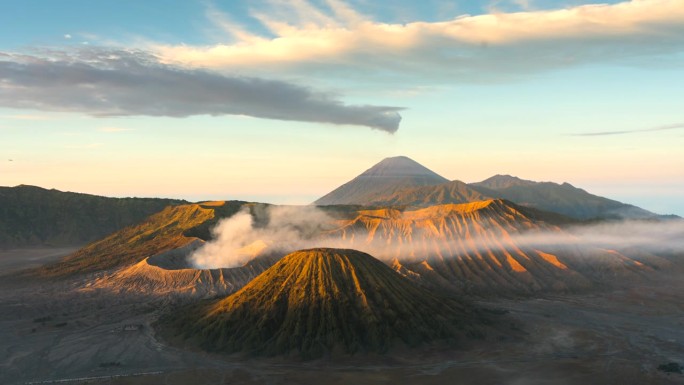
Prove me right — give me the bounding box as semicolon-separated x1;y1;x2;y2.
189;206;336;269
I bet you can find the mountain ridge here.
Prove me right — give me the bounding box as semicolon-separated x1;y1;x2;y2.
330;199;663;294
0;185;186;249
472;174;537;190
468;177;660;220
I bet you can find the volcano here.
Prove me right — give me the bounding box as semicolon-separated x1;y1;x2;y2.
162;248;494;359
314;156;448;205
331;200;661;294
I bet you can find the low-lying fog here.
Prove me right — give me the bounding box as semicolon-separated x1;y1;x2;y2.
190;206;684;269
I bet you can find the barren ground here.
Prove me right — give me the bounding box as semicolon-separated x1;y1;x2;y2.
0;250;682;385
0;247;81;273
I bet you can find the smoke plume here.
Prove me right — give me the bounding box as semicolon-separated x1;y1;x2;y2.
190;206;336;269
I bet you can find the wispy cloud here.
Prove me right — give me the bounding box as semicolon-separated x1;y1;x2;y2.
571;123;684;137
153;0;684;82
0;49;402;132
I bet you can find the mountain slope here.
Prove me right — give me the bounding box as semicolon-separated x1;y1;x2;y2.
161;248;495;359
38;204;213;277
331;200;660;294
469;175;659;220
366;180;494;207
314;156;448;206
38;201;254;277
0;185;185;248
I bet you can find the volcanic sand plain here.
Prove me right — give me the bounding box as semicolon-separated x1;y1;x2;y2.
0;249;683;385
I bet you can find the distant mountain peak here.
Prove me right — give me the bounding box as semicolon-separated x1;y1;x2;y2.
359;156;447;179
314;156;448;205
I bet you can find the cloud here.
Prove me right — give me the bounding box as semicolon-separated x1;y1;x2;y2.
571;122;684;136
0;48;403;132
64;34;72;40
154;0;684;82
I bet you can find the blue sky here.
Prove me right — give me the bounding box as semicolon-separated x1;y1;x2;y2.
1;0;683;215
0;0;620;47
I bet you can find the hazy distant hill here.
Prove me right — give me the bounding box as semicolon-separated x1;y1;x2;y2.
469;175;660;220
314;156;448;205
0;185;186;249
160;248;495;359
315;157;666;220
